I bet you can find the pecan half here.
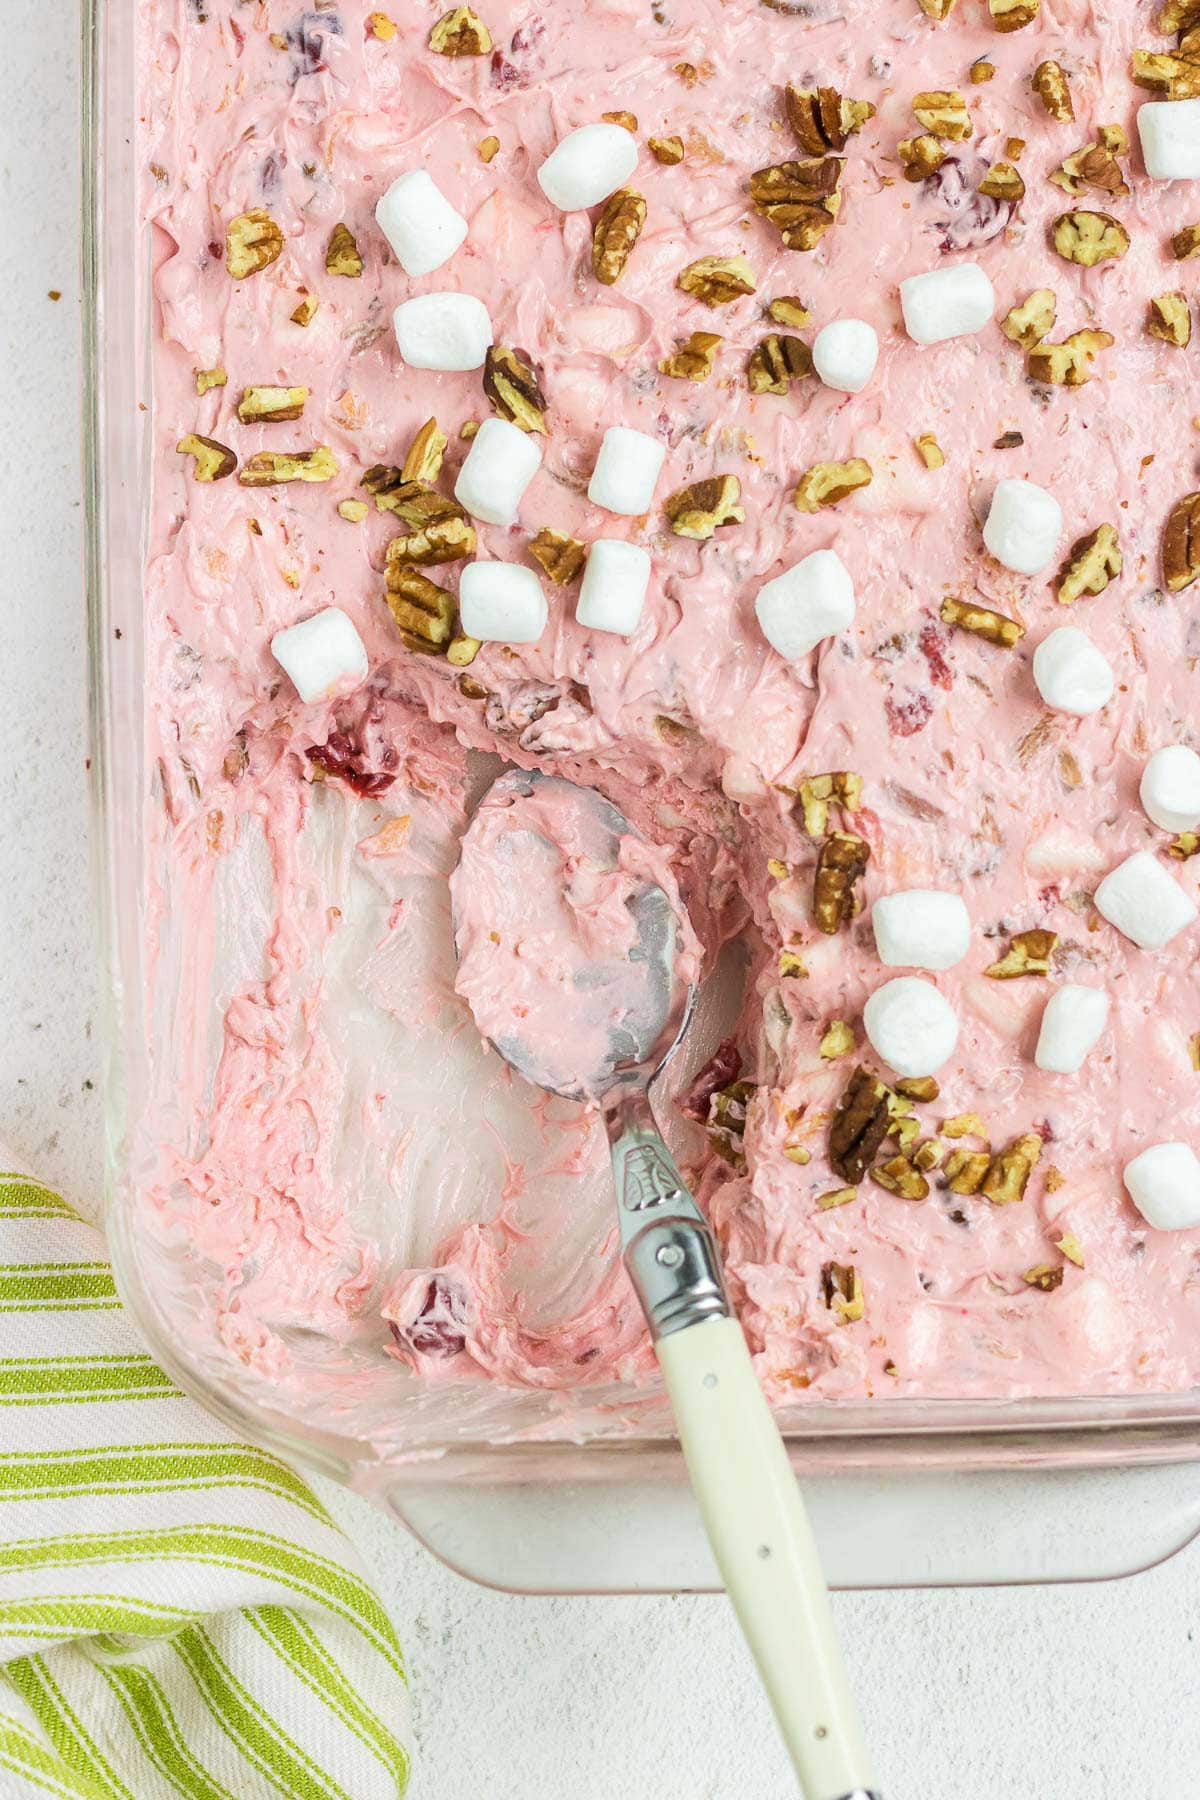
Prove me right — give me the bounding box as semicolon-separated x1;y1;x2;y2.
820;1261;864;1324
226;209;284;280
785;85;875;154
1022;1264;1065;1292
1049;127;1129;198
1163;492;1200;592
912;90;972;138
369;480;477;562
794;458;872;512
482;346;547;433
1027;328;1114;386
1033;59;1075;121
177;433;237;482
915;433;946;469
429;5;492;53
238;447;337;486
1132;45;1200;99
649;135;685;164
747;334;812;394
592;189;646;285
945;1149;991;1194
663;474;745;538
326;222;364;277
660;331;722;381
1056;523;1122;604
401;417;448;484
870;1155;930;1201
677;254;757;306
984;928;1057;978
982;1132;1043;1204
989;0;1039;27
236;385;308;423
1173;223;1200;259
386;567;455;654
941;594;1023;648
797;771;862;837
1149;292;1193;347
528;527;586;584
978;162;1025;201
898;134;947;182
749;158;843;251
1001;288;1056;349
813;831;870;935
1052;210;1130;265
829;1066;891;1184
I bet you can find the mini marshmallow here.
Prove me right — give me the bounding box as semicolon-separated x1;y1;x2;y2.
537;123;639;211
983;477;1063;576
862;976;959;1079
812;318;879;394
458;561;547;644
375;170;468;278
587;426;666;516
393;292;493;371
871;890;971;972
1032;626;1115;716
1137;98;1200;182
899;262;995;346
754;549;856;661
575;539;652;636
1094;850;1198;950
1140;744;1200;835
271;607;368;704
454;418;542;525
1035;984;1110;1075
1124;1142;1200;1232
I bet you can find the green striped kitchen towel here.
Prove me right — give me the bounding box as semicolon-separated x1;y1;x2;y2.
0;1160;411;1800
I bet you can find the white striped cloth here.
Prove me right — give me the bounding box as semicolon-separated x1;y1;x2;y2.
0;1161;412;1800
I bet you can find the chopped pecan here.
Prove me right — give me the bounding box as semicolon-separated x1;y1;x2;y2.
177;433;237;482
483;346;547;433
291;294;319;327
195;367;227;395
797;771;863;837
989;0;1039;27
368;478;476;562
918;0;957;14
784;85;875;154
238;447;338;486
478;134;500;163
945;1149;991;1194
1057;1231;1086;1266
225;209;283;279
707;1079;755;1169
978;162;1025;201
1022;1263;1064;1292
942;1112;989;1140
820;1261;864;1324
528;527;586;584
813;831;870;935
829;1065;891;1184
1158;1;1200;28
401;417;448;484
779;949;808;978
912;90;972;139
940;594;1023;648
602;110;638;131
897;1075;940;1102
1173;223;1200;260
649;134;685;165
337;499;369;522
819;1020;856;1060
386;566;455;654
914;1138;945;1171
993;430;1024;450
1027;328;1114;387
677;254;757;306
664;474;745;539
766;295;811;328
1171;831;1200;860
747;334;812;394
897;134;947;182
985;928;1056;978
817;1187;857;1210
1163;491;1200;592
1033;59;1074;121
971;59;995;83
982;1132;1043;1204
794;458;872;513
1052;210;1130;266
1001;288;1056;350
1056;523;1122;604
447;636;481;667
660;331;722;381
1132;44;1200;99
1050;128;1130;198
236;384;308;424
748;157;843;251
870;1155;930;1201
914;432;946;469
429;5;492;53
592;189;646;285
368;10;397;37
1150;292;1193;347
326;222;364;277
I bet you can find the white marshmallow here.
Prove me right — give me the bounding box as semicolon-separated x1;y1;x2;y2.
575;540;651;636
587;426;666;516
1094;850;1198;950
862;976;959;1079
1035;984;1110;1075
812;318;879;394
454;418;542;525
871;890;971;972
754;549;856;662
1124;1141;1200;1231
899;263;995;346
1032;626;1115;716
1140;745;1200;835
393;292;493;370
537;123;639;211
983;477;1063;576
1137;99;1200;181
271;607;368;704
458;562;547;644
375;170;468;278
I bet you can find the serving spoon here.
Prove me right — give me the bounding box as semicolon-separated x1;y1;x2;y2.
454;769;879;1800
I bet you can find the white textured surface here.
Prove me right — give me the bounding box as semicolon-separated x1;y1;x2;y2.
5;19;1200;1799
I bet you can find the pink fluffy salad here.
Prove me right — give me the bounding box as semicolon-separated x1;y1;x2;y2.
137;0;1200;1420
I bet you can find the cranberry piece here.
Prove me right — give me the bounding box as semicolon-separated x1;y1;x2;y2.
917;621;953;692
490;48;522;87
884;690;934;737
390;1274;469;1358
306;715;399;798
680;1037;742;1122
923;156;1011;253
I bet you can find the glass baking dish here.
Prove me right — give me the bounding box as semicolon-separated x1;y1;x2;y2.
83;0;1200;1592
